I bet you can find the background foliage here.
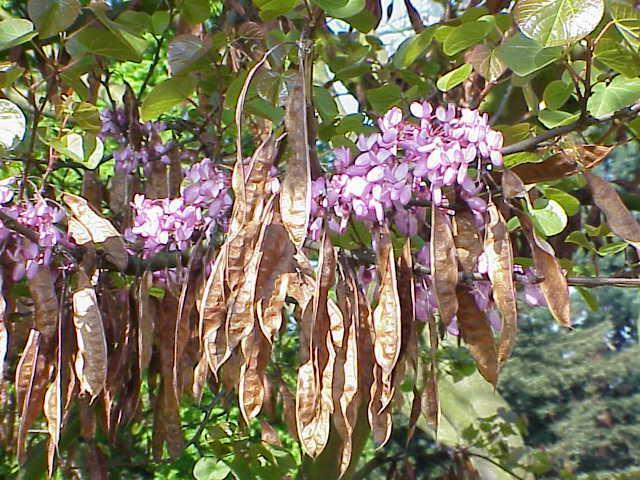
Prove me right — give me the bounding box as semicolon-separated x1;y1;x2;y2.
1;0;640;479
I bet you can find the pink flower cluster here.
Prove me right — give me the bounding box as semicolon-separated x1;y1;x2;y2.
310;102;503;239
181;158;233;222
100;109;191;174
0;180;67;280
124;158;232;258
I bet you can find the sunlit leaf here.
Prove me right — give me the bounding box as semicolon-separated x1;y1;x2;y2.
437;64;473;92
0;99;26;150
587;76;640;117
465;44;507;82
0;19;36;51
530;198;568;236
514;0;604;47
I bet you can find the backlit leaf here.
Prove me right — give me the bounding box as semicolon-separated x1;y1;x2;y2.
437;64;473;92
465;44;507;82
587;76;640;117
0;99;26;150
514;0;604;47
0;19;36;51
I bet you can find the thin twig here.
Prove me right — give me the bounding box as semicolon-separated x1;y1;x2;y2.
138;35;165;100
501;104;640;155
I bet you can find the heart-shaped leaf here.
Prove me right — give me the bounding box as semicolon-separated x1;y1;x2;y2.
514;0;604;47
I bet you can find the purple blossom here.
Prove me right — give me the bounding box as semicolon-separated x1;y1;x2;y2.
0;197;66;280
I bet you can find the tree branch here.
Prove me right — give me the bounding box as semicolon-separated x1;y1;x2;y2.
501;103;640;155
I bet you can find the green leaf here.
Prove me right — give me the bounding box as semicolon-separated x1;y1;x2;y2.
0;19;37;51
629;116;640;138
246;98;284;123
140;76;197;121
73;102;102;133
576;286;598;311
514;0;604;47
193;458;231;480
504;151;544;167
312;0;365;18
66;27;141;61
335;113;376;135
597;241;628;256
495;32;563;77
465;44;506;82
255;0;298;20
437;64;473;92
565;231;596;251
594;32;640;78
344;7;378;33
115;11;152;35
392;28;435;68
0;64;25;88
538;109;579;128
367;84;402;113
168;35;208;75
0;100;26;151
530;199;568;236
609;0;640;49
151;11;171;35
539;186;580;215
50;133;104;168
178;0;210;24
28;0;81;38
313;86;339;123
587;76;640;117
495;122;536;145
442;21;491;56
543;80;573;110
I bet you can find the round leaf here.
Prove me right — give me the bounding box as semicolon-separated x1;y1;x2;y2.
514;0;604;47
495;32;562;77
0;19;37;51
0;100;26;150
531;199;568;236
193;458;231;480
27;0;81;38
